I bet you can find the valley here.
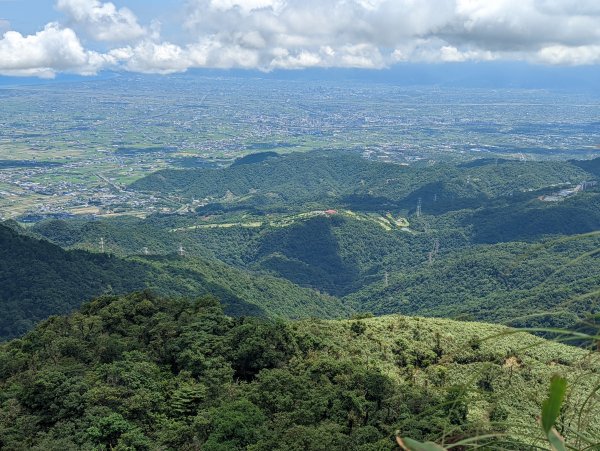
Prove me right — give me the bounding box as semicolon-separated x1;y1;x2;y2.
6;150;597;332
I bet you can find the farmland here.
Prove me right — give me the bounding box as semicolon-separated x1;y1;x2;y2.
1;76;599;222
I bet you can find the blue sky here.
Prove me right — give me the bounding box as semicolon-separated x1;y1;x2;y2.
1;1;57;34
1;0;599;78
0;0;173;39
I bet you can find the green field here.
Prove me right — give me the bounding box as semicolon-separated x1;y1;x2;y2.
170;209;410;232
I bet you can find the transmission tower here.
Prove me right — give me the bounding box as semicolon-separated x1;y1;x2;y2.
100;237;105;253
178;243;186;257
416;197;422;217
143;247;149;256
428;239;440;265
384;271;389;288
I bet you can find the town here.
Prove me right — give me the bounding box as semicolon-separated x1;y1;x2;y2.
1;76;599;222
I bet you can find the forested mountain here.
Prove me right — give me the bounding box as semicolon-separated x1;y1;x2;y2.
34;213;458;295
465;191;600;243
0;223;347;340
348;231;600;328
0;292;598;450
130;151;595;215
125;152;600;258
2;150;600;450
30;152;600;331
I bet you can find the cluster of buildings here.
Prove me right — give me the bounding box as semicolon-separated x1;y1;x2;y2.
539;181;598;202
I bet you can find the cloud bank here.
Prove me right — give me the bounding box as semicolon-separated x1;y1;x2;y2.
0;23;114;78
56;0;146;42
1;0;600;77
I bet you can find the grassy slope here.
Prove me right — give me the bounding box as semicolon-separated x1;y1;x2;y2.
296;314;600;446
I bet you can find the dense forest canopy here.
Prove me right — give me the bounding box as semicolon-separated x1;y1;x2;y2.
1;292;598;450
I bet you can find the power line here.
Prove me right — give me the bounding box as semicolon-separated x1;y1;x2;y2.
428;239;440;265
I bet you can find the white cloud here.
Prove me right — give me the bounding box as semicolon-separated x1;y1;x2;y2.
537;44;600;65
56;0;146;41
2;0;600;77
114;41;193;74
0;23;114;77
209;0;285;14
178;0;600;70
451;0;600;50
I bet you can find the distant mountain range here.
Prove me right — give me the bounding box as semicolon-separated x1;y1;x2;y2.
2;63;600;91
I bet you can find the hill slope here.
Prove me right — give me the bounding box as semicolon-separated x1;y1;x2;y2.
0;223;347;340
29;152;600;329
32;211;461;296
347;231;600;328
0;292;597;450
130;151;596;214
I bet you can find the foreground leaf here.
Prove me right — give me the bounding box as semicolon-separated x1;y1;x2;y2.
396;435;447;451
541;375;567;434
547;427;567;451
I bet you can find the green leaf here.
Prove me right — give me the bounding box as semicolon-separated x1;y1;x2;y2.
547;427;567;451
396;436;447;451
541;375;567;434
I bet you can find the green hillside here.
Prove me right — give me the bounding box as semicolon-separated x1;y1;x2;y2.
33;212;464;296
348;231;600;327
130;151;594;214
28;152;600;330
0;223;347;340
466;191;600;243
0;292;598;450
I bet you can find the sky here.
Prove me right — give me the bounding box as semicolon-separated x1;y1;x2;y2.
0;0;599;78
